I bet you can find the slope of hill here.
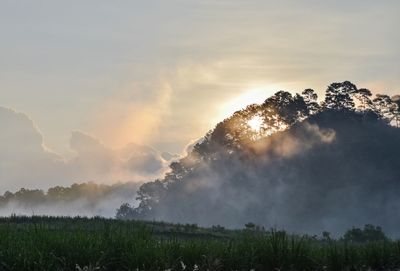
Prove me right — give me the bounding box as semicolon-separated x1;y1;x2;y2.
119;81;400;236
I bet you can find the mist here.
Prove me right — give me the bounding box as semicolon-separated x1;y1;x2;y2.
124;82;400;236
0;182;140;217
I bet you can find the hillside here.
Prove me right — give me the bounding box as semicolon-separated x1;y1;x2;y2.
120;81;400;236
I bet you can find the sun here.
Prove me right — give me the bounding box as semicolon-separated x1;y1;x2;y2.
247;115;264;132
212;86;276;125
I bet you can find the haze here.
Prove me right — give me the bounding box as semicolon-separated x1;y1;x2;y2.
0;0;399;192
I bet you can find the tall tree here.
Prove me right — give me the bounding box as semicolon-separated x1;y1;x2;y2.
263;91;309;126
391;95;400;127
354;88;372;111
302;88;320;114
324;81;357;110
373;94;393;122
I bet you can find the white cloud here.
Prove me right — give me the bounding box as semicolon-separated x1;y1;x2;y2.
0;107;65;191
68;131;169;183
0;107;174;192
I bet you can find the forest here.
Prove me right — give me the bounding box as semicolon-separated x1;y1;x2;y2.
116;81;400;235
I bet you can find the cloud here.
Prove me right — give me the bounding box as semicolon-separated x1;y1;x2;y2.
68;131;168;181
0;107;61;159
0;107;65;191
0;107;173;192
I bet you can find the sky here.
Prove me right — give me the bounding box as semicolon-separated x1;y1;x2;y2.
0;1;399;191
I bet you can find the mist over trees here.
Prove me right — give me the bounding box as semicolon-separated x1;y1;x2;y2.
0;182;139;217
117;81;400;236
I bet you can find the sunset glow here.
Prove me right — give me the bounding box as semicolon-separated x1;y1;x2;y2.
213;86;277;125
247;115;264;132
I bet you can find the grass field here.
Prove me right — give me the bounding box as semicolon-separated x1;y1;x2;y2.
0;216;399;271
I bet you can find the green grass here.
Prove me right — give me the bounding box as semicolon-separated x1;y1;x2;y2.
0;216;399;271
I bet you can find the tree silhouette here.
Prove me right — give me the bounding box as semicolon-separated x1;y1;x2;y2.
373;94;393;122
343;224;387;243
324;81;357;110
392;95;400;127
133;180;167;219
193;91;311;160
263;91;309;125
116;203;135;220
322;231;331;241
354;88;372;111
302;88;320;114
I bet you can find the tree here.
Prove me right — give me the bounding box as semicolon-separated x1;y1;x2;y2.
263;91;309;126
212;225;226;232
343;224;387;243
373;94;393;122
116;203;135;220
302;88;320;114
391;95;400;127
0;191;13;207
362;224;387;242
47;186;67;200
133;180;167;218
14;188;46;206
324;81;357;110
3;191;13;200
322;231;331;241
244;222;256;230
354;88;372;111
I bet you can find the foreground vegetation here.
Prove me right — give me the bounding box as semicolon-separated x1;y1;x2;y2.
0;216;399;271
